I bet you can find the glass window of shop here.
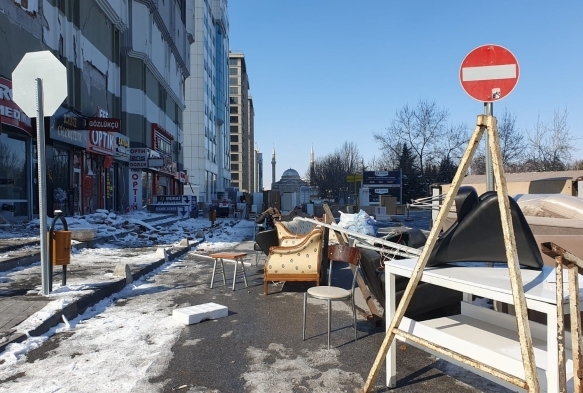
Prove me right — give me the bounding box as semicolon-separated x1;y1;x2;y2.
51;147;70;214
157;174;169;195
0;132;28;216
142;171;153;207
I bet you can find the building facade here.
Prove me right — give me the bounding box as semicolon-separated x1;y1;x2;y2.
228;51;252;192
0;0;190;221
183;0;230;204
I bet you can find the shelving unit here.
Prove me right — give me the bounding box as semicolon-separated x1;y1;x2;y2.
385;259;582;392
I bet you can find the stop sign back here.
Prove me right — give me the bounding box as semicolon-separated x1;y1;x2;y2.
460;44;519;102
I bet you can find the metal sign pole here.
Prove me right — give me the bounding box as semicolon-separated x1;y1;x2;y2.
36;78;50;296
484;102;494;191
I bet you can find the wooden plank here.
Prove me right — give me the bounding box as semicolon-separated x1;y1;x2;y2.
363;115;488;392
487;116;540;392
555;258;567;392
569;265;583;392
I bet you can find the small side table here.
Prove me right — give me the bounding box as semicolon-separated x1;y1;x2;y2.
209;252;248;290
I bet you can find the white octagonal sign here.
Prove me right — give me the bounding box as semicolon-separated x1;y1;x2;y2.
12;51;67;117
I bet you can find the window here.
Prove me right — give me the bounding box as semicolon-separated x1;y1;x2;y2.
230;116;238;123
229;58;237;65
229;97;238;104
232;182;239;187
229;77;237;85
229;87;238;94
231;154;239;161
229;67;237;75
230;135;238;142
231;164;239;171
231;173;239;180
231;145;239;152
229;106;238;114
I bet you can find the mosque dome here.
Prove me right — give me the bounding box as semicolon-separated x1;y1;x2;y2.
282;168;301;179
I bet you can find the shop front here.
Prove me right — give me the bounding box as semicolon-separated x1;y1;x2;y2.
48;107;88;217
85;117;125;213
129;147;159;209
152;124;181;196
0;76;34;220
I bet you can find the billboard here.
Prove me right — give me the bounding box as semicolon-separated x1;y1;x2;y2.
363;170;402;204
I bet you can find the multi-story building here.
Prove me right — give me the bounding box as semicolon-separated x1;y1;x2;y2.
183;0;230;204
228;51;255;193
0;0;191;221
254;144;263;192
122;0;192;209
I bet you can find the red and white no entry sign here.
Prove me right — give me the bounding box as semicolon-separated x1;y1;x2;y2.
459;44;519;102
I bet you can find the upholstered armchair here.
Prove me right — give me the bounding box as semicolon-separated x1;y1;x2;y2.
263;228;324;295
274;218;318;244
275;218;343;247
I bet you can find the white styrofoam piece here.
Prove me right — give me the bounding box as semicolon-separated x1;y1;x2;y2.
173;302;228;325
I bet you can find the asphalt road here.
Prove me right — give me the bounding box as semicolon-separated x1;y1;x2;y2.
15;238;511;393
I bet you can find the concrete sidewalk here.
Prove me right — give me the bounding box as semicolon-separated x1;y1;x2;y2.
0;213;200;352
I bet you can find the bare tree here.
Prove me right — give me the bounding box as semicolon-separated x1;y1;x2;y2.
306;141;363;203
470;107;525;174
522;108;578;172
374;99;469;189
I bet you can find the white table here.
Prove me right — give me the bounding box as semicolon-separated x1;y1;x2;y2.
385;259;583;392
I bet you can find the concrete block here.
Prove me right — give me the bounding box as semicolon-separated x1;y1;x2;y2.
172;302;228;325
179;238;190;247
113;263;133;284
156;247;169;262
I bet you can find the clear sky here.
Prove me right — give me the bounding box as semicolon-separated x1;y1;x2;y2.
228;1;583;190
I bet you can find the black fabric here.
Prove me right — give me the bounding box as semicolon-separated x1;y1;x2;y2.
255;229;279;256
379;228;427;249
428;188;543;269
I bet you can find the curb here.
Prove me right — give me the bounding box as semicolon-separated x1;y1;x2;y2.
0;215;193;273
0;240;199;354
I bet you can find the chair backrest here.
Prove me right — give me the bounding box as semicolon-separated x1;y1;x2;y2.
328;245;360;266
327;245;361;287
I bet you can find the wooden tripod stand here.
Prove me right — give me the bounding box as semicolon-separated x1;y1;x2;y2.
363;115;540;392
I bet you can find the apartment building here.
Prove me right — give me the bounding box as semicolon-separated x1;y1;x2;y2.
228;51;257;193
183;0;230;203
0;0;191;221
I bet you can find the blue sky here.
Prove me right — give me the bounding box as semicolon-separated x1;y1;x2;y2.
228;1;583;190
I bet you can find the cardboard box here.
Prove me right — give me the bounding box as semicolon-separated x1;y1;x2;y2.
380;196;397;215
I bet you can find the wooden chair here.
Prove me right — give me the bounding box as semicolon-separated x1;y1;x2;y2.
302;244;361;349
263;228;323;295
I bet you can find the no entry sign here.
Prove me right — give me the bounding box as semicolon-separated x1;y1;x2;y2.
460;45;519;102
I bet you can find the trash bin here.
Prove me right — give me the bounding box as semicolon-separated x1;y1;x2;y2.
50;230;72;265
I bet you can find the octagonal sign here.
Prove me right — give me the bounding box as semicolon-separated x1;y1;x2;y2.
12;51;67;117
459;44;519;102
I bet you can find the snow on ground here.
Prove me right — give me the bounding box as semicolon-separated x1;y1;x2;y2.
0;218;255;388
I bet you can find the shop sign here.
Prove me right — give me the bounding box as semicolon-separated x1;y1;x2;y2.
88;130;115;155
87;117;121;132
129;147;148;169
179;172;188;183
129;170;142;210
148;158;164;168
50;107;88;148
0;76;33;135
362;170;401;185
114;133;130;162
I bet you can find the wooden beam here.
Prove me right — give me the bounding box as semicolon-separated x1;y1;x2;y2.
363;115;487;392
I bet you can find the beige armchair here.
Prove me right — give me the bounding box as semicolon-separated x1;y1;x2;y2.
263;228;324;295
275;217;343;247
